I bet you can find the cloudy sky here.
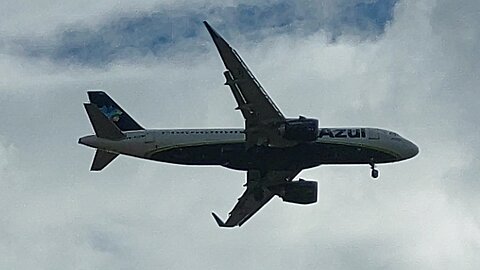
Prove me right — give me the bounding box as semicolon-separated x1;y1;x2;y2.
1;0;479;269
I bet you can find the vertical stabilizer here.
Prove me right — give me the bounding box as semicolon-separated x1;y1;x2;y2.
88;91;144;131
84;103;125;140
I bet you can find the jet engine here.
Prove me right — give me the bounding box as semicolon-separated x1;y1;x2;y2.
279;117;319;142
276;180;318;204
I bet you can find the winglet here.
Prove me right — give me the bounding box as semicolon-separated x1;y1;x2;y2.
211;212;233;228
203;21;232;60
203;21;220;40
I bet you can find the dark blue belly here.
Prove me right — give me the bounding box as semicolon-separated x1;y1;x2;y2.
149;142;397;171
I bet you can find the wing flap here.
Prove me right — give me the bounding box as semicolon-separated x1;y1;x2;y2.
223;71;250;119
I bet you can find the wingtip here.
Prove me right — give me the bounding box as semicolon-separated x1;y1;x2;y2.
203;21;224;41
211;212;234;228
203;21;210;29
211;212;225;227
203;21;216;35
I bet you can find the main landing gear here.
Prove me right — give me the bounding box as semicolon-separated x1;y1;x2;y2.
370;162;379;179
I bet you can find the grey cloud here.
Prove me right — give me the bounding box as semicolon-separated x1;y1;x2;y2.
1;0;480;269
9;0;397;66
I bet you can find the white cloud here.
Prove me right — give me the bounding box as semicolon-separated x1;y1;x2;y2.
0;0;479;269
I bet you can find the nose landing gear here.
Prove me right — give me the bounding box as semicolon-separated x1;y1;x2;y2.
370;162;379;179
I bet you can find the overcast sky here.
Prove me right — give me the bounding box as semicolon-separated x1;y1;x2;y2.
1;0;479;269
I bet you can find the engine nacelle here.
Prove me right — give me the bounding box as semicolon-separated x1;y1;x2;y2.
276;180;318;205
279;117;319;142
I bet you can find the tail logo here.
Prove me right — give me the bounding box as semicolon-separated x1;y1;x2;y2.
99;106;123;122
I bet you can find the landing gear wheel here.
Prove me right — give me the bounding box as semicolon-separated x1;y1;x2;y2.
370;162;379;179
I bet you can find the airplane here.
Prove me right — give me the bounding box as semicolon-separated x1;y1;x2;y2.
78;21;419;228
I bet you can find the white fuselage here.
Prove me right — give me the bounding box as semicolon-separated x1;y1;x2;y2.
79;127;419;171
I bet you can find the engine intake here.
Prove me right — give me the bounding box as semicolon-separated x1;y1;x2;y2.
280;117;319;142
276;180;318;205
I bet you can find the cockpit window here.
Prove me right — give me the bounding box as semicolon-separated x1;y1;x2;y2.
388;131;402;141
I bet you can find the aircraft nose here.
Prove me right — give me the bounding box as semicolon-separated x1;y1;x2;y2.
405;140;419;159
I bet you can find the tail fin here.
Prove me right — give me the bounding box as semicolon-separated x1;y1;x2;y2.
91;149;118;171
88;91;144;131
84;103;125;140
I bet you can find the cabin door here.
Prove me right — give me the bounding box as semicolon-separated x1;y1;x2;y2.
145;131;155;143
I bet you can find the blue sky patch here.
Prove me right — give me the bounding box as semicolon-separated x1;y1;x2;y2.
14;0;398;66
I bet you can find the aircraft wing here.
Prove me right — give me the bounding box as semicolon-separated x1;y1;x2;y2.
204;21;290;147
212;169;301;228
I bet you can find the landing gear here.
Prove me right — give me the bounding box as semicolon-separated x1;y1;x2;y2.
370;162;379;179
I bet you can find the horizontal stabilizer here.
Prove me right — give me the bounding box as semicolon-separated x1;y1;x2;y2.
84;103;125;140
91;149;118;171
